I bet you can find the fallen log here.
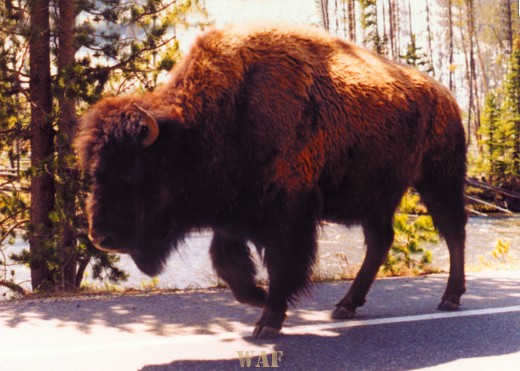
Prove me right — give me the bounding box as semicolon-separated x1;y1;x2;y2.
465;195;513;214
466;178;520;200
466;207;487;216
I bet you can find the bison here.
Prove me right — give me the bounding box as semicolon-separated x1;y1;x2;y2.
76;24;467;339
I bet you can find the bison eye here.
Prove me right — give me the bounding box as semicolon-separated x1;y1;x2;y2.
137;125;149;142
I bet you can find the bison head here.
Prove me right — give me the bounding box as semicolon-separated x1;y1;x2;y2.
76;97;193;276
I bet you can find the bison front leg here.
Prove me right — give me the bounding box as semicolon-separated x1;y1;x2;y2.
210;231;266;308
253;216;318;339
333;218;394;319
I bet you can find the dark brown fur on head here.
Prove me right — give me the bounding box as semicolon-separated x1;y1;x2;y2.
75;95;194;275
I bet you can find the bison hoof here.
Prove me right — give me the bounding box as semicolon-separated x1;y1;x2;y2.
332;305;356;319
252;325;280;339
437;299;460;311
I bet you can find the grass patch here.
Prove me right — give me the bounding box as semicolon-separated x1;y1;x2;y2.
467;238;520;272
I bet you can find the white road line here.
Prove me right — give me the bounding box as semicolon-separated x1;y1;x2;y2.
1;305;519;359
283;305;520;335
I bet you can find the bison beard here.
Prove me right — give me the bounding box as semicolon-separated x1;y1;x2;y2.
75;24;467;339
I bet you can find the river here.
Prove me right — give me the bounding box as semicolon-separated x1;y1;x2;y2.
2;215;519;294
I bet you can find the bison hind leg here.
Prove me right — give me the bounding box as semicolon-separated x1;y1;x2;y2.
210;231;266;308
415;168;467;311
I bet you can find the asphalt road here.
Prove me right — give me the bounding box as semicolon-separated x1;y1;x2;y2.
1;270;519;371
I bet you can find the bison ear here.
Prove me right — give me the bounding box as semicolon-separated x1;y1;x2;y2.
133;103;159;147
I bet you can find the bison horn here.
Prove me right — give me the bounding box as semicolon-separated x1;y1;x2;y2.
132;103;159;147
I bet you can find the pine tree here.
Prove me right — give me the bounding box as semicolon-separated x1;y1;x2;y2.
479;91;504;179
1;0;207;293
501;38;520;178
477;38;520;184
400;0;432;74
402;34;434;74
0;1;31;294
358;0;385;54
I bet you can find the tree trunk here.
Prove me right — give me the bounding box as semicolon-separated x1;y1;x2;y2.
467;0;476;147
425;0;435;76
319;0;330;31
475;32;488;95
382;0;387;55
448;0;454;92
388;0;397;59
407;0;412;36
503;0;513;55
57;0;78;290
348;0;356;42
29;0;54;290
459;14;472;148
341;0;347;39
395;0;401;59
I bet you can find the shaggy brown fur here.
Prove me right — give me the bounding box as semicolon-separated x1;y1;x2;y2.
76;24;467;338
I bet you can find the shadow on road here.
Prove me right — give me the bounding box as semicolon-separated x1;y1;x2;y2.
1;273;519;369
140;310;520;370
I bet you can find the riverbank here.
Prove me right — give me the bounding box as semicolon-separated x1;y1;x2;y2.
2;215;519;299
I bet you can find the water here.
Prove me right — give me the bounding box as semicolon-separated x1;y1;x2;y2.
2;215;519;294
